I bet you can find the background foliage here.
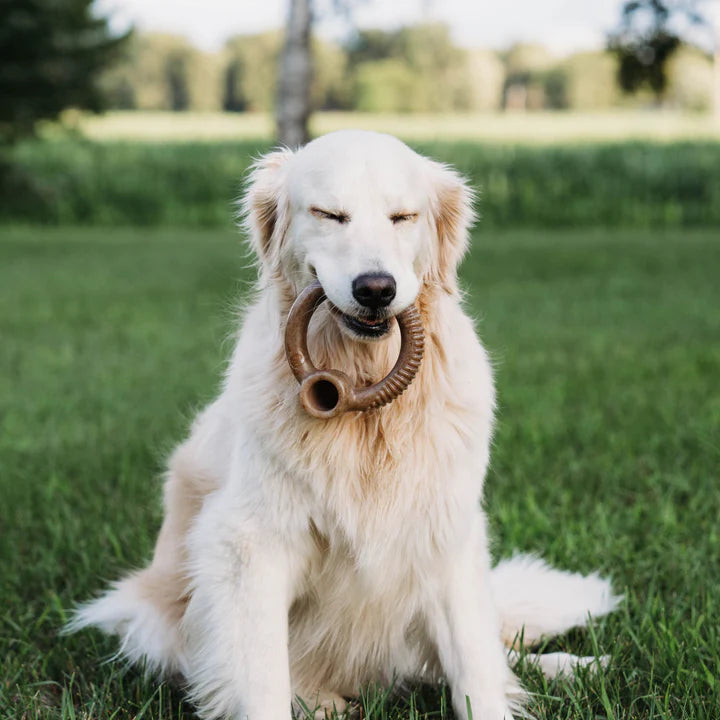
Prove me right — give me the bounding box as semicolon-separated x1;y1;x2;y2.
98;24;716;114
2;138;719;228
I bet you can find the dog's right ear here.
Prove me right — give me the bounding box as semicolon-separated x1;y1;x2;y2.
241;148;295;272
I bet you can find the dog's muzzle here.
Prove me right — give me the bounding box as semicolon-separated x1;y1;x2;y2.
284;281;425;419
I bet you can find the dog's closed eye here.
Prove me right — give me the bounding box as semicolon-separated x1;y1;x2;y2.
310;207;350;224
390;212;418;225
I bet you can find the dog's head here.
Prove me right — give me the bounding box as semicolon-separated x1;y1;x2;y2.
243;130;474;341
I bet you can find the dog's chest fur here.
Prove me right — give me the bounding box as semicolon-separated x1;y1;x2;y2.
234;290;494;553
263;329;490;550
279;392;485;694
221;290;495;689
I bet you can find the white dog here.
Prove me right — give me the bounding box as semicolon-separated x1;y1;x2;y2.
68;130;620;720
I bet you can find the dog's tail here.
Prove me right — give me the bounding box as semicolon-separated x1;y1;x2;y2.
490;554;622;678
63;571;188;677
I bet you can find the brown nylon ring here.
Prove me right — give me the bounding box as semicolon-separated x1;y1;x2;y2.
284;281;425;419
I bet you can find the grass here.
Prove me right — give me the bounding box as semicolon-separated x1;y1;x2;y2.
65;110;720;145
1;225;719;719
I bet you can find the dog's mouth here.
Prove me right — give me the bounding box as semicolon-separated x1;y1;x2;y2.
342;313;391;338
328;305;392;339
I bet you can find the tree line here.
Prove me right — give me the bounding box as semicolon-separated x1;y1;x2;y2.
1;0;717;148
100;25;716;115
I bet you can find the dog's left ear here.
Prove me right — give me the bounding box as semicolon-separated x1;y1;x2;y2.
426;160;475;292
241;148;295;275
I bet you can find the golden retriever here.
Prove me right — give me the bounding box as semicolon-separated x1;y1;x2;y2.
68;130;619;720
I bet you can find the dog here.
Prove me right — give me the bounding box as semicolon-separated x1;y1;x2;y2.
68;130;620;720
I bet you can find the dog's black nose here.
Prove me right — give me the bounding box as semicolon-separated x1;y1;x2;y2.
352;273;396;309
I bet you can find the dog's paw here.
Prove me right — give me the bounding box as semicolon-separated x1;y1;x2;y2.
466;701;516;720
294;689;348;719
520;650;608;680
458;693;517;720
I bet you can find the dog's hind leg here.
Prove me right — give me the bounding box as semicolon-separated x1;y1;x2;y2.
490;554;621;648
65;439;220;676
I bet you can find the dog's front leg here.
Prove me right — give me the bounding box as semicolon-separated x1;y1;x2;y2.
182;490;295;720
426;518;522;720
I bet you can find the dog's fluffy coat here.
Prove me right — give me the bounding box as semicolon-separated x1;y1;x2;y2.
68;131;619;720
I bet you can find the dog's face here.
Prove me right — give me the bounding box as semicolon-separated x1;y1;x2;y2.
244;130;473;341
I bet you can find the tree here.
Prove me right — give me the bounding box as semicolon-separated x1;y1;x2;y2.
276;0;313;146
346;28;400;66
711;2;720;117
560;52;621;110
465;50;506;112
394;23;471;111
666;44;714;109
354;59;417;112
102;34;224;112
224;32;347;114
275;0;364;144
609;0;709;101
225;32;282;112
0;0;128;142
502;44;556;110
349;23;482;113
312;38;350;110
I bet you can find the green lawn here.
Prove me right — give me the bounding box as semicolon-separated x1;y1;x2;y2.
1;226;719;719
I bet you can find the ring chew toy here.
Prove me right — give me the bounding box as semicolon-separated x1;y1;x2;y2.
285;281;425;419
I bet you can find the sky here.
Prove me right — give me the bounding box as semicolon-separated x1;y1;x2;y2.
97;0;627;55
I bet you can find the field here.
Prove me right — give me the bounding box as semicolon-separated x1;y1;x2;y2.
1;225;719;719
66;110;720;145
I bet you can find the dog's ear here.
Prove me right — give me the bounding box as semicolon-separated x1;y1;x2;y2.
426;160;475;292
241;148;295;272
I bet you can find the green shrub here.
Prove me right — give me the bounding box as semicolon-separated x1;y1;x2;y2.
0;140;265;227
2;139;720;228
421;141;720;228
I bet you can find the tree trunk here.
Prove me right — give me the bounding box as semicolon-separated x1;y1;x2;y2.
276;0;312;147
